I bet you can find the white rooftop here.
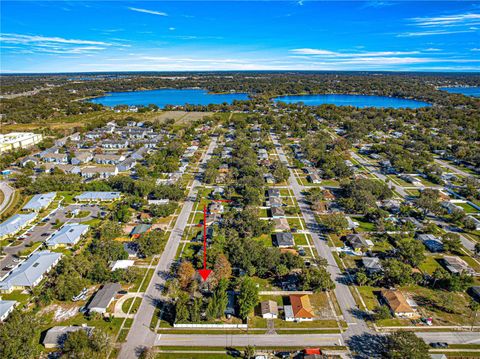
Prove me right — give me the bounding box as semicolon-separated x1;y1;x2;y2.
0;212;37;238
75;192;121;201
46;224;89;247
0;251;62;290
22;192;56;211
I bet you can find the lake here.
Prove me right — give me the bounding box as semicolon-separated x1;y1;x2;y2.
273;94;431;109
439;87;480;98
89;88;249;107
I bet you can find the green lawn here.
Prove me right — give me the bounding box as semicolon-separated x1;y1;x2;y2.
122;297;143;314
356;286;381;310
352;216;375;232
456;202;479;214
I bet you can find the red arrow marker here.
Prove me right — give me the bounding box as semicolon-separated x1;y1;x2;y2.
198;204;212;281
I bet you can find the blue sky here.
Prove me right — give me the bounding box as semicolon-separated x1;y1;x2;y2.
1;1;479;73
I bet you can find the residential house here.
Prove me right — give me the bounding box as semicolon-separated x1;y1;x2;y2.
0;212;37;239
86;282;121;314
400;174;422;186
208;202;224;214
308;173;321;184
362;257;383;274
46;224;89;249
274;218;290;232
264;173;275;184
0;251;62;293
381;290;418;318
273;232;295;248
42;325;94;349
0;300;17;321
117;158;137;172
22;192;56;212
20;156;40;167
71;151;93;165
443;256;476;276
80;165;118;179
271;207;285;219
42;153;68;164
42;163;81;175
131;146;148;160
284;295;314;322
344;234;372;254
94;154;125;165
260;300;278;319
417;234;443;253
269;197;283;208
102;139;128;149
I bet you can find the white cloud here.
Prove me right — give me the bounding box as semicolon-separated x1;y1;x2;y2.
409;13;480;27
471;48;480;51
128;7;167;16
397;29;474;37
0;33;109;45
289;48;420;57
169;27;176;31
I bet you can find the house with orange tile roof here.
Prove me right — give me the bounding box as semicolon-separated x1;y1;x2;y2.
284;295;315;322
381;289;418;318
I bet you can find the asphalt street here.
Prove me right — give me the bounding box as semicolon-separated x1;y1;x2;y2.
155;333;344;347
271;133;369;338
0;181;14;215
119;136;219;359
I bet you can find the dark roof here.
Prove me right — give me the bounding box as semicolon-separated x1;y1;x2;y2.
274;232;294;247
87;283;121;311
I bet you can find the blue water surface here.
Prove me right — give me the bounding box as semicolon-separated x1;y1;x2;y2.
439;87;480;98
273;94;431;109
89;88;249;107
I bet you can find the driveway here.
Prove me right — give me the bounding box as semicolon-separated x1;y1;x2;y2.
0;181;15;215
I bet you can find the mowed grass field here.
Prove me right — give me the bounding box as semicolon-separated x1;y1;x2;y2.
0;110;215;134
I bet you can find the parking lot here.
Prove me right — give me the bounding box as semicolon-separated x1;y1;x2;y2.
0;203;102;279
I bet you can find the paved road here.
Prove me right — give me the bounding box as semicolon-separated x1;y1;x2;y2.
119;136;219;359
352;152;479;257
0;181;15;215
0;203;101;279
271;133;369;339
434;158;471;178
349;151;410;198
155;333;344;347
417;331;480;344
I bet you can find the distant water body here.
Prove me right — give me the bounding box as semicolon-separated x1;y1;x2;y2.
439;87;480;98
89;88;249;107
273;94;431;109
